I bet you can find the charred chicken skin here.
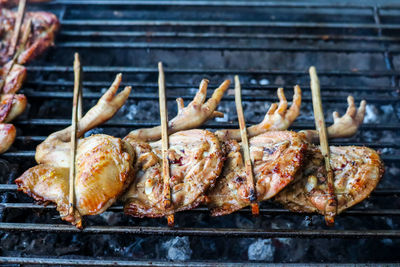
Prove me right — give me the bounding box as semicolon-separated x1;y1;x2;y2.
16;75;133;228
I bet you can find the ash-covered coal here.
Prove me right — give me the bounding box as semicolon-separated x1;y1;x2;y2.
248;239;274;261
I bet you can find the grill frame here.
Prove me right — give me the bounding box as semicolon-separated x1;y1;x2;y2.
1;0;400;265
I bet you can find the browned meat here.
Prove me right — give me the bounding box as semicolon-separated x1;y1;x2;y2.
275;96;384;216
0;8;59;65
207;131;307;216
0;123;15;153
0;93;26;122
122;129;224;217
0;60;26;94
275;145;384;214
121;79;229;218
16;75;133;228
16;134;135;228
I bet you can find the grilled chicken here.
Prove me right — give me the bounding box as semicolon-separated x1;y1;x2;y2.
15;67;384;226
0;93;26;153
276;96;384;216
274;145;384;214
0;93;27;122
122;79;230;217
16;134;135;227
207;86;304;215
1;60;26;94
208;131;307;216
122;129;223;217
16;75;133;228
207;89;383;219
0;123;15;153
0;8;59;65
0;7;59;154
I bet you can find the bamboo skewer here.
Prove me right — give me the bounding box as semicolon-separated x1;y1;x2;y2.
68;53;82;218
234;75;259;216
309;66;337;226
158;62;174;227
1;18;31;92
8;0;27;58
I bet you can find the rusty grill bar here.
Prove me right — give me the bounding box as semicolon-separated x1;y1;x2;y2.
1;0;400;265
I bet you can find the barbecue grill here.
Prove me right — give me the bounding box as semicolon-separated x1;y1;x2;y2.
1;0;400;265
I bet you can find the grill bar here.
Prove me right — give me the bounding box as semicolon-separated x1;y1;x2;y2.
24;82;398;92
0;222;399;238
3;257;375;267
41;0;390;8
60;31;400;42
2;203;400;216
21;91;400;102
26;66;400;76
56;42;393;53
61;20;400;30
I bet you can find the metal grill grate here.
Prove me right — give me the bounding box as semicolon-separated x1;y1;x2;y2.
1;0;400;265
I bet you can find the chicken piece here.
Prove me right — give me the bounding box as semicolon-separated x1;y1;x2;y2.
0;123;15;153
0;93;27;122
274;145;384;214
1;60;26;94
121;79;229;217
122;79;229;217
16;134;135;227
16;75;133;228
207;87;304;215
276;96;384;215
0;8;59;65
122;129;223;217
126;79;230;142
207;131;307;216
